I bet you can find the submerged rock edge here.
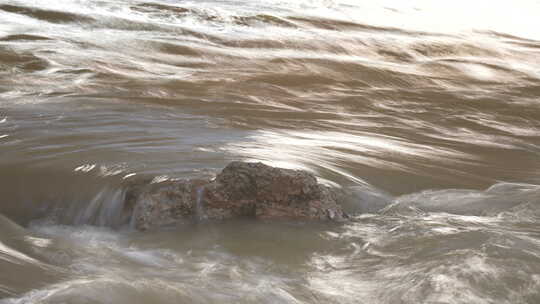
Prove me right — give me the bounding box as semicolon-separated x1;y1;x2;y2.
126;161;347;231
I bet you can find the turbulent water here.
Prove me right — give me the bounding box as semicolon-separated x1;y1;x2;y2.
1;0;540;303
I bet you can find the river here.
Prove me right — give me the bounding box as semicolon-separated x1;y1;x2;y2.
1;0;540;303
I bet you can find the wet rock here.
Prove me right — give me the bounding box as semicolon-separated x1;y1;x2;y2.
127;162;346;231
128;179;208;231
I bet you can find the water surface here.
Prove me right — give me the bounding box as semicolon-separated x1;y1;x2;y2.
1;0;540;303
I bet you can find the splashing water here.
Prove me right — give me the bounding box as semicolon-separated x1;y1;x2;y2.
195;186;207;221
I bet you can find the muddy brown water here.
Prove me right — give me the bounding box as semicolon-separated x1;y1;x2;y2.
1;0;540;303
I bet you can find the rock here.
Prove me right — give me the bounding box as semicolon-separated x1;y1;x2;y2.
129;179;207;231
126;162;346;231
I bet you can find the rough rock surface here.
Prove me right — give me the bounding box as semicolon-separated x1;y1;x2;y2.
126;162;346;231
